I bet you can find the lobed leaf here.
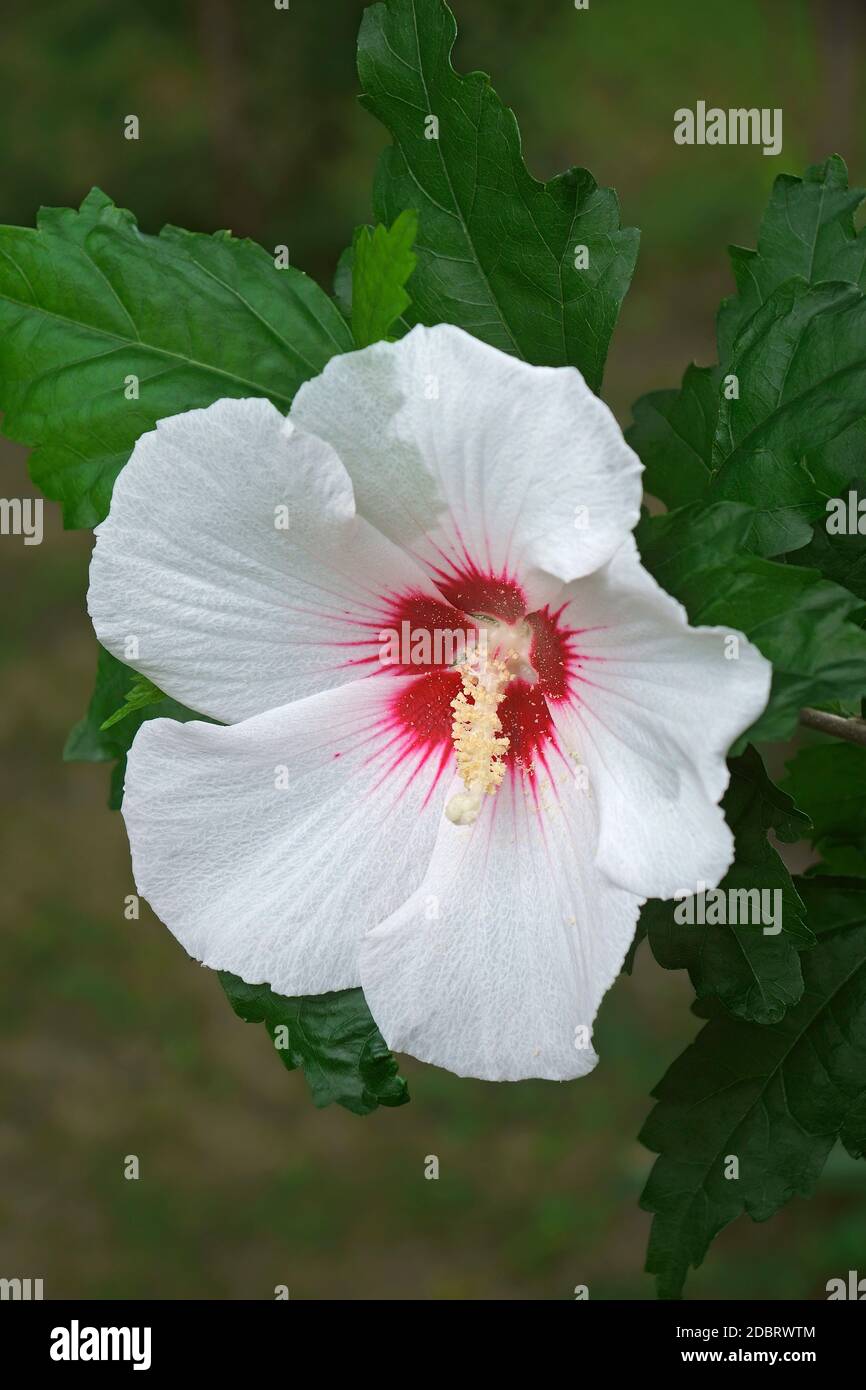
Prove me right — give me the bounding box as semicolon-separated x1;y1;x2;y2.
629;157;866;562
717;155;866;358
357;0;638;391
641;877;866;1298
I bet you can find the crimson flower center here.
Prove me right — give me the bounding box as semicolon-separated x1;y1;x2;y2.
377;567;585;821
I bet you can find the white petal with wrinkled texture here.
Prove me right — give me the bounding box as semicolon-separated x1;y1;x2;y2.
360;774;642;1082
122;678;450;995
88;397;443;722
292;324;643;608
549;538;772;900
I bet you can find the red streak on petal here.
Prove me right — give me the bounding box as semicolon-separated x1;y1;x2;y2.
374;591;477;675
361;670;460;801
428;560;527;622
528;604;585;702
499;678;559;772
387;668;461;751
322;588;470;675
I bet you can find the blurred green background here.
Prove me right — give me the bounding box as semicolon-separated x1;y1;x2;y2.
1;0;865;1300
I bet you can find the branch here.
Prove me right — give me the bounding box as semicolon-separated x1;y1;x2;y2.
799;706;866;747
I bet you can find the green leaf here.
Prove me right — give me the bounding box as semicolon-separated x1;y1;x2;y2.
640;748;812;1025
64;645;205;809
333;243;355;320
641;876;866;1298
792;421;866;599
219;973;409;1116
635;279;866;558
99;673;166;730
627;365;721;510
792;505;866;602
357;0;638;391
629;160;866;557
635;499;759;585
807;415;866;497
637;503;866;745
782;742;866;878
718;155;866;360
351;209;418;347
0;188;353;527
717;157;866;578
709;278;866;555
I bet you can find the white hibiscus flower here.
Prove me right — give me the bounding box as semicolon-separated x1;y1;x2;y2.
87;324;771;1082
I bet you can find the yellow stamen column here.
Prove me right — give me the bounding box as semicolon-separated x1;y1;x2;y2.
445;655;512;826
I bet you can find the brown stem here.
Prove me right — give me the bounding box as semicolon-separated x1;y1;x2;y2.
799;707;866;748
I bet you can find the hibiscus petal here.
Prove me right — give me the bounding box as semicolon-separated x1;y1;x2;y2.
122;678;452;994
88;396;444;722
291;324;643;608
360;775;642;1082
550;538;772;900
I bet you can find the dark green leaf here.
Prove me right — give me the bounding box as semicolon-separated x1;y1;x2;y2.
635;499;758;585
219;973;409;1116
358;0;638;391
0;188;353;527
627;365;720;509
717;157;866;580
792;510;866;603
807;416;866;497
351;209;418;347
630;160;866;557
709;278;866;555
718;155;866;359
641;877;866;1298
640;747;812;1024
842;1094;866;1161
782;742;866;878
793;421;866;599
